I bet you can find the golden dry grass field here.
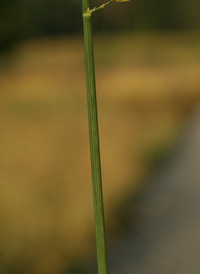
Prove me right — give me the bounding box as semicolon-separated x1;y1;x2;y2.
0;32;200;273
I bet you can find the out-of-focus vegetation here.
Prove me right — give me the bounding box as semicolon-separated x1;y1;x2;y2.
0;32;200;273
1;0;200;50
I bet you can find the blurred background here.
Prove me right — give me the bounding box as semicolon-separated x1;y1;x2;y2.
0;0;200;273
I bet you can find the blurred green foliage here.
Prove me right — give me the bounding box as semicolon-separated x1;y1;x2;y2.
0;0;200;51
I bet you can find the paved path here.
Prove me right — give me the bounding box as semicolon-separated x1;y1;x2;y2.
107;108;200;274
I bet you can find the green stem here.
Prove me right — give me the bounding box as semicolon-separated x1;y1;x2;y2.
91;0;114;14
82;1;108;274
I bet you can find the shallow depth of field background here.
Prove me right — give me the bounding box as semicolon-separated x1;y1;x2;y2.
0;1;200;273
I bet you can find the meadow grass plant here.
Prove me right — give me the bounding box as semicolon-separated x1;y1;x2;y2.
82;1;130;273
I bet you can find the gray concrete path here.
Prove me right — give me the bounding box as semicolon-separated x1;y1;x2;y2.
107;108;200;274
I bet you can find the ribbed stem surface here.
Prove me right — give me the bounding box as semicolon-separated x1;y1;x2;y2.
82;1;108;274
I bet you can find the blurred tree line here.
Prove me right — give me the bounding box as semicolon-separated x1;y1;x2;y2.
0;0;200;50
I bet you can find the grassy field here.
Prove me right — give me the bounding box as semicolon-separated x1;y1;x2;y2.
0;32;200;273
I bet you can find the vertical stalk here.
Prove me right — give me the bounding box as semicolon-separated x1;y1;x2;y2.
82;1;108;274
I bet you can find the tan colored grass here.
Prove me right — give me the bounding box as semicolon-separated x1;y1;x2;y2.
0;33;200;273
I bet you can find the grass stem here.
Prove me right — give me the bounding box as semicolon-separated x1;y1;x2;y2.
82;1;108;274
91;0;114;14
